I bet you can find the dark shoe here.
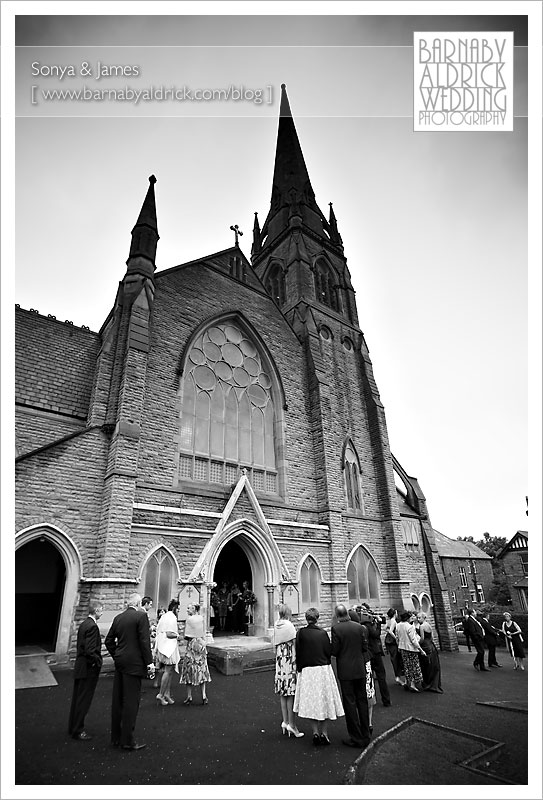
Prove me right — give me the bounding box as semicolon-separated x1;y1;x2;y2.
121;742;146;751
319;734;330;745
312;733;321;746
473;663;480;670
342;738;365;748
480;667;491;672
369;725;373;734
73;732;92;741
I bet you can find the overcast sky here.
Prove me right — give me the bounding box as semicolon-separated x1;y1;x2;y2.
11;10;533;547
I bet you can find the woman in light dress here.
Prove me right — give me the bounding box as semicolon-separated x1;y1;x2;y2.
154;599;181;705
385;607;405;686
273;604;303;738
293;607;344;746
502;612;526;670
396;610;427;692
180;603;211;704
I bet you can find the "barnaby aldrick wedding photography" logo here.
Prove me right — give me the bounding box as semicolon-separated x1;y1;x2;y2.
413;32;514;131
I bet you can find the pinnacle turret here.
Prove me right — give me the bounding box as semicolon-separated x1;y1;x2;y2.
126;175;159;279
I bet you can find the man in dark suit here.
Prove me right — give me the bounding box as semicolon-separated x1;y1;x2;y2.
481;612;502;668
359;604;391;706
464;608;490;671
68;600;104;741
331;604;371;750
105;593;155;751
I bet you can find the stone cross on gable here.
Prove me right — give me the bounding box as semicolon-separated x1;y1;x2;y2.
186;585;194;599
230;224;243;246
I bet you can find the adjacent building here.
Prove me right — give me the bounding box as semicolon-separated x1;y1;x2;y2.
496;530;528;611
432;530;493;614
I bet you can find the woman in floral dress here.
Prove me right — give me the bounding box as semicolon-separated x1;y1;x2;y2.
273;604;303;738
180;603;211;704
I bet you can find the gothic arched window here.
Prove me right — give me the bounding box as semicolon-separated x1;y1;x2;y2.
347;546;381;604
344;441;364;512
265;263;286;306
140;548;175;612
300;556;320;607
314;258;339;311
178;321;278;493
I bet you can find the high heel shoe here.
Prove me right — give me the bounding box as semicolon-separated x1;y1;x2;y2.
165;696;175;704
156;694;168;706
281;722;288;735
183;697;193;705
319;733;330;745
285;724;304;738
202;697;208;704
312;733;321;746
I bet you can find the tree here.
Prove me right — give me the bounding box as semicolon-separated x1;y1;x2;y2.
456;532;508;557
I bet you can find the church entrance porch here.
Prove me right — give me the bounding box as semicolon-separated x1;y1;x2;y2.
211;539;253;635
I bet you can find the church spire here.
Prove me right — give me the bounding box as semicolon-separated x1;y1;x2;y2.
126;175;159;279
259;84;327;249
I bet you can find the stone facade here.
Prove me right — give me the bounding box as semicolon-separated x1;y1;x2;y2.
15;87;457;664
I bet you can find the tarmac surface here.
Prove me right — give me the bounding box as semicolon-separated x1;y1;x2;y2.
14;644;529;787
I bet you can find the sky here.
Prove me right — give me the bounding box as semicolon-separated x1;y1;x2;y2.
10;8;534;546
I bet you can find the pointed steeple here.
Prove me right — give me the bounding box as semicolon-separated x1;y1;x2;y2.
251;212;262;258
328;202;343;251
126;175;159;279
260;84;327;248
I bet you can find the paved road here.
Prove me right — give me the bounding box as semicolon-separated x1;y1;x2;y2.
14;646;528;787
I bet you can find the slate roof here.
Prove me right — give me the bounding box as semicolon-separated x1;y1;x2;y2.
432;529;491;560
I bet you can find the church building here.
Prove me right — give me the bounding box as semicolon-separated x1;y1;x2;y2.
15;85;457;663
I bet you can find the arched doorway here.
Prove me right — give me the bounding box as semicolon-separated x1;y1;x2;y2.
16;539;66;651
213;539;252;636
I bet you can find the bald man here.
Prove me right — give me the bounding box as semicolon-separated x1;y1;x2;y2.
105;593;155;751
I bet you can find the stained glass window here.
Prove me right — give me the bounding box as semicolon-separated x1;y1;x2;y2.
344;441;363;511
300;556;320;606
179;321;277;490
347;546;381;603
142;549;175;613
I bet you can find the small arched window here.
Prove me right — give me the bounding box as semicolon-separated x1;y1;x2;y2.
347;546;381;604
314;259;339;311
420;594;431;614
265;263;286;306
344;441;364;512
140;548;176;612
300;556;320;607
411;594;421;612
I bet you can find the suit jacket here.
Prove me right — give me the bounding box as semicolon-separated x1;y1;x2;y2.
360;615;385;657
464;615;485;642
295;624;331;672
480;617;499;645
105;607;153;677
74;616;102;679
331;619;368;680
